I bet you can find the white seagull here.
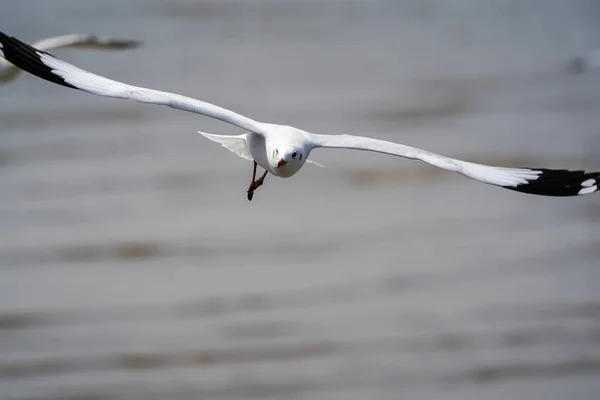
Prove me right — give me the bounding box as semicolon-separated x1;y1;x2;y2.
0;33;139;84
0;31;598;201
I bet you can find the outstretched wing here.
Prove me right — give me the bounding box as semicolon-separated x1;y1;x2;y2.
0;32;266;134
308;133;599;196
33;34;140;51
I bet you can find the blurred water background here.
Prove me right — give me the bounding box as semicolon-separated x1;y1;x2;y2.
0;1;599;399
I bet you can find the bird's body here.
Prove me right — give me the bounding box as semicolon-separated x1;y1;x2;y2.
0;31;598;200
249;125;312;177
0;33;139;84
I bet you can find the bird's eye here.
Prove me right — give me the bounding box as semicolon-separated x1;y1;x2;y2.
274;149;279;158
292;152;297;159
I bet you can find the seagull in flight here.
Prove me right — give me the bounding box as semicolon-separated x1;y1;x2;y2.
0;33;139;84
0;31;598;201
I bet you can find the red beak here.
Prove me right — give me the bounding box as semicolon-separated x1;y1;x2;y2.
277;158;287;168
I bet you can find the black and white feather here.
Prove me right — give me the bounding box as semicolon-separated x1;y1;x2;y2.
0;33;139;84
0;32;265;133
0;31;598;198
505;169;598;196
310;134;599;196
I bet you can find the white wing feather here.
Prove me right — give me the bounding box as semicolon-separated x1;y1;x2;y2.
38;53;265;133
308;133;541;187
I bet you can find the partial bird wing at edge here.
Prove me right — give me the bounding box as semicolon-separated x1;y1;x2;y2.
33;34;140;51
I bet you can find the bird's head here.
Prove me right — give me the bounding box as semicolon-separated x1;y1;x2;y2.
268;141;309;178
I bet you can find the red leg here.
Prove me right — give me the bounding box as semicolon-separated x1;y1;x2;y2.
247;162;268;201
251;160;257;182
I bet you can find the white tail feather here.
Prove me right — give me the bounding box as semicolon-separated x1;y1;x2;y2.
306;159;324;168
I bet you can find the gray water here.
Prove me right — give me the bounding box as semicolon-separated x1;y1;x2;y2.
1;1;599;399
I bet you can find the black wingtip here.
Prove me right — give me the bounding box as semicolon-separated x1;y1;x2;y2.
0;31;76;89
507;169;599;197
